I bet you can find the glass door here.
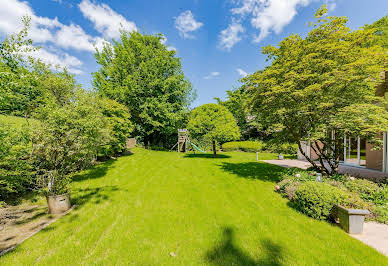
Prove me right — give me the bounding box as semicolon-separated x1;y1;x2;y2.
343;136;366;167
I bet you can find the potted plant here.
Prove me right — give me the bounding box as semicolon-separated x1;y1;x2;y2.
38;170;71;214
32;95;107;214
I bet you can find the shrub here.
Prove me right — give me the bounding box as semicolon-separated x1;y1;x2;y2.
375;205;388;224
222;141;264;152
277;179;294;194
32;93;108;196
222;140;298;154
284;182;300;200
0;122;34;200
279;168;316;182
293;182;343;220
344;179;381;202
264;142;298;155
294;181;372;221
373;185;388;206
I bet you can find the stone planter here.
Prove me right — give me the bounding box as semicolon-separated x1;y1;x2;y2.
336;205;369;234
46;193;71;214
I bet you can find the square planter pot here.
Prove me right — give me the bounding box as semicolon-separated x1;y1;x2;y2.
336;205;369;234
46;193;71;214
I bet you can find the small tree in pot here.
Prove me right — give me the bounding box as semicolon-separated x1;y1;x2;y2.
32;91;108;213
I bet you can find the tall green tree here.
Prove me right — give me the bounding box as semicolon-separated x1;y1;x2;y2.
98;97;133;157
364;15;388;49
244;6;388;175
187;103;240;157
215;86;262;140
0;17;41;116
93;31;195;146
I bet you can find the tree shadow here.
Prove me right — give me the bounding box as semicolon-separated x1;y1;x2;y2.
13;211;46;225
184;153;231;159
205;227;284;266
71;186;119;208
72;160;116;182
219;162;287;182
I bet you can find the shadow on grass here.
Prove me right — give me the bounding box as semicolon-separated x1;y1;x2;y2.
205;227;284;266
71;185;119;208
219;162;287;182
184;153;231;159
72;160;116;182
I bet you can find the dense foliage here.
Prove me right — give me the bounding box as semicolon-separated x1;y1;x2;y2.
187;103;240;156
243;6;388;175
0;19;134;200
222;141;264;153
98;98;133;157
276;169;387;223
32;92;109;196
0;17;79;116
215;87;262;139
93;31;195;146
0;122;33;201
222;140;297;154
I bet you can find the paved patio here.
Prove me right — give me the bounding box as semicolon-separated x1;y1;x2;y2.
261;159;388;182
351;222;388;257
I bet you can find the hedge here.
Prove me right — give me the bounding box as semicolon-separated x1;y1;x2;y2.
222;140;298;154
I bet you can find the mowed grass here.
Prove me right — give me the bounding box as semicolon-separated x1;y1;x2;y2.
2;148;387;265
0;114;39;128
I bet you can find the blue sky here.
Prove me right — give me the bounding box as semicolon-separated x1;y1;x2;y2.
0;0;387;107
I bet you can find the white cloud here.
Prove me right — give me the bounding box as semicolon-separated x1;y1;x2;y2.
79;0;137;39
0;0;106;53
167;46;177;52
55;23;105;52
27;47;83;74
174;10;203;39
0;0;122;76
160;35;167;45
204;72;220;80
0;0;60;43
158;36;177;52
327;0;337;11
228;0;323;44
219;22;245;51
236;68;248;77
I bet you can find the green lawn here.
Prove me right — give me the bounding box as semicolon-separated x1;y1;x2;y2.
0;114;38;128
2;148;387;265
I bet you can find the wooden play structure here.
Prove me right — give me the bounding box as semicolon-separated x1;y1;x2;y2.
170;129;205;153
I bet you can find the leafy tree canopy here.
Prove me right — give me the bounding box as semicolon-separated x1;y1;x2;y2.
243;6;388;175
187;103;240;156
364;15;388;49
0;17;80;116
215;86;263;140
93;31;195;145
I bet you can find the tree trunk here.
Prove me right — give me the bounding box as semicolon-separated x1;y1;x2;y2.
212;140;216;158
